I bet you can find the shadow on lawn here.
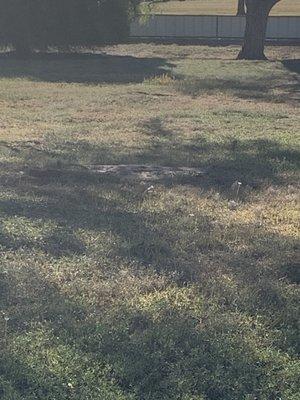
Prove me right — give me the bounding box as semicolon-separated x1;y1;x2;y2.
0;52;173;84
0;52;298;104
0;128;299;398
174;73;300;104
282;58;300;75
0;131;298;279
2;134;297;191
0;135;298;283
0;221;86;257
0;167;298;280
0;187;298;399
0;52;299;398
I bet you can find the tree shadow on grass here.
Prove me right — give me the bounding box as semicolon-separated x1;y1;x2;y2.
0;135;298;195
71;136;298;192
1;170;299;368
282;58;300;75
0;154;298;286
0;219;298;399
174;73;300;104
0;138;299;397
175;78;299;103
0;136;298;295
0;222;86;257
0;52;173;84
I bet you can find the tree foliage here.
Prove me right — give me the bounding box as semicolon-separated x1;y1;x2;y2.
0;0;140;54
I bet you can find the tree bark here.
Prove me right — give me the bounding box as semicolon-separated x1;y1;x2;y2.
237;0;279;60
236;0;246;16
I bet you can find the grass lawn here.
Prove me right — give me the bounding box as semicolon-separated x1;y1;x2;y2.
147;0;300;16
0;44;299;399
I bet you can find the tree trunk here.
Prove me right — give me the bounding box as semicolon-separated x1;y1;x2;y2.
237;0;276;60
236;0;246;16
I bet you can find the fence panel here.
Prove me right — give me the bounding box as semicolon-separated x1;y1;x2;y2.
130;15;217;37
181;16;217;37
130;15;300;40
267;17;300;39
217;16;245;38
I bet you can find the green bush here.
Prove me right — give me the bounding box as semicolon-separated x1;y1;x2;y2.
0;0;140;54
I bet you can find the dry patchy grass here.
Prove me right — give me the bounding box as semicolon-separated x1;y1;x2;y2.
0;44;299;399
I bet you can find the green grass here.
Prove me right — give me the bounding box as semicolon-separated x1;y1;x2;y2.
146;0;300;16
0;44;299;400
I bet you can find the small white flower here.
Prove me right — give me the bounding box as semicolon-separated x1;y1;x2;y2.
144;185;154;194
67;382;74;389
231;180;242;190
213;192;221;201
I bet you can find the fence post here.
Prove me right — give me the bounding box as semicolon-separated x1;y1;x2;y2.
216;16;219;39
